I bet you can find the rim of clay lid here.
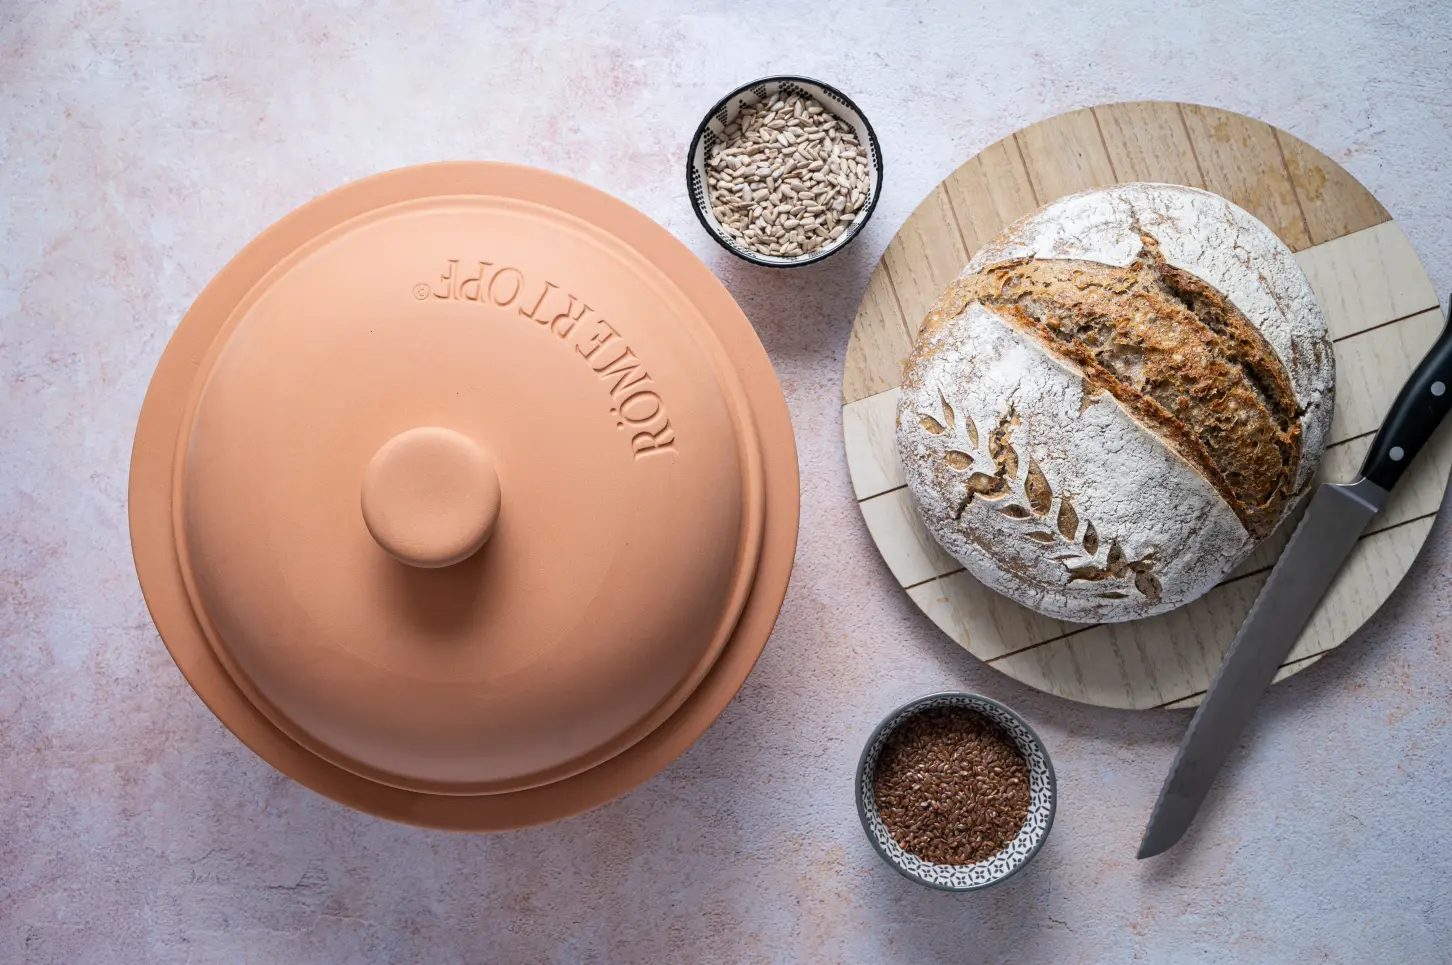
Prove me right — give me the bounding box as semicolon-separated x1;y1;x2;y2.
129;162;800;829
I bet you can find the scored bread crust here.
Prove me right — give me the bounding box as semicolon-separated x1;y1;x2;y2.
940;235;1305;541
960;183;1334;492
897;183;1334;623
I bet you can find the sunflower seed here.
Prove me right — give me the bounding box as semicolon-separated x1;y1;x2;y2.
702;91;871;259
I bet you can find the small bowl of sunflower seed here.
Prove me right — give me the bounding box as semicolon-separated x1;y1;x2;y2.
686;75;883;267
856;692;1057;891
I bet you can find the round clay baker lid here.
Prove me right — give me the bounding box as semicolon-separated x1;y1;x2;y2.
129;163;799;829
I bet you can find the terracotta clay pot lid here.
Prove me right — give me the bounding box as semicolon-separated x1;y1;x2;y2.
129;162;799;829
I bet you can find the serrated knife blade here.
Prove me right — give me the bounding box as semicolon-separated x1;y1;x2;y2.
1139;295;1452;859
1136;478;1385;859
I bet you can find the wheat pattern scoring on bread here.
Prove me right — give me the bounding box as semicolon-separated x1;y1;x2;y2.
897;183;1334;623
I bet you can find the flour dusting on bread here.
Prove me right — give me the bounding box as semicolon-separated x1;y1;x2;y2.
898;183;1334;622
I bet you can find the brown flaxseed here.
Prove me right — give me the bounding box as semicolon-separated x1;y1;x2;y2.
872;706;1030;865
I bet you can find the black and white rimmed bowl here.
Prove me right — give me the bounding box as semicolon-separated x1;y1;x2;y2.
856;692;1057;891
686;76;883;268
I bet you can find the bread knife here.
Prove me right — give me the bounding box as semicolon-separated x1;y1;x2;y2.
1138;296;1452;859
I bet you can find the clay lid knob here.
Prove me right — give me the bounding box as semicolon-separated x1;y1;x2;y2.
361;427;501;568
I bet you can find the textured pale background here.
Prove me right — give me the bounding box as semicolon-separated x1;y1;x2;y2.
2;0;1450;962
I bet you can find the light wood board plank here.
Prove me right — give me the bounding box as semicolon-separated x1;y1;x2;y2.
1181;104;1313;251
880;186;970;339
1294;221;1439;340
859;487;957;587
991;574;1264;709
1282;517;1435;665
1329;308;1444;442
842;387;904;499
1014;107;1117;203
1093;102;1205;188
908;570;1084;661
1277;129;1392;246
842;265;912;404
1161;653;1328;709
938;137;1039;259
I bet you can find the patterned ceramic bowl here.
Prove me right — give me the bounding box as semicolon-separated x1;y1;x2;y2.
855;692;1056;891
686;75;883;267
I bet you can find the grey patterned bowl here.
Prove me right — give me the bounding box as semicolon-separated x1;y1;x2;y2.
855;692;1056;891
686;75;883;267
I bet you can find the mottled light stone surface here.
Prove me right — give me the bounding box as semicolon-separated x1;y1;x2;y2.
2;1;1450;962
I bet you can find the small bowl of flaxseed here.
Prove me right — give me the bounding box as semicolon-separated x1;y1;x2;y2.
686;76;883;267
856;692;1056;891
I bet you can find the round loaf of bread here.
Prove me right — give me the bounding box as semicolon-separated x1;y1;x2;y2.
896;183;1334;622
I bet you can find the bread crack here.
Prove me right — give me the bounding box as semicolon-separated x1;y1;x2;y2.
935;232;1304;539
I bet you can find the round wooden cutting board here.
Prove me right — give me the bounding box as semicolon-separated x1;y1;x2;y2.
843;101;1449;710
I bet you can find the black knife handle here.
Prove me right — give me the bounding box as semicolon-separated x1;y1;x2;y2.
1361;298;1452;491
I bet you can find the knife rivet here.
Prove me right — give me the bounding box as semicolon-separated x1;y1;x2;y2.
1433;381;1446;397
1390;446;1405;462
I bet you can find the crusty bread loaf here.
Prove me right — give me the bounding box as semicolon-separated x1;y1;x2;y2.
897;183;1334;622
